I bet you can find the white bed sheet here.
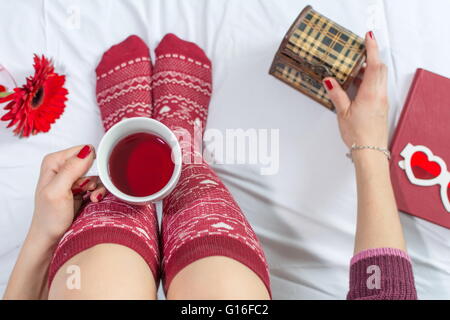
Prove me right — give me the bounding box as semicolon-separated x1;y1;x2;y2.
1;0;449;299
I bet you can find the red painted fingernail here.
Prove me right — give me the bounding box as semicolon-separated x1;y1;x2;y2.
72;188;83;195
80;179;90;188
97;193;103;202
369;31;375;40
77;145;91;159
324;79;334;91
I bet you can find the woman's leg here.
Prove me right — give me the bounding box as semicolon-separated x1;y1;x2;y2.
48;36;159;299
168;257;269;300
162;163;270;300
49;243;157;300
152;34;271;299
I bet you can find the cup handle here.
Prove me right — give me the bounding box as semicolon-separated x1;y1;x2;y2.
156;200;163;229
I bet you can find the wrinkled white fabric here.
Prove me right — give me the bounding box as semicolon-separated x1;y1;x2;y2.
0;0;449;299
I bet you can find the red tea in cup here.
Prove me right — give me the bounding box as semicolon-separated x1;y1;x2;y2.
108;132;175;197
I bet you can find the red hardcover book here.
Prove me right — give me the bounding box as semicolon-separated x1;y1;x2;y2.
390;69;450;229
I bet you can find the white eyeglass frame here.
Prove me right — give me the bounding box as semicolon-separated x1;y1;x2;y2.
0;64;17;89
398;143;450;213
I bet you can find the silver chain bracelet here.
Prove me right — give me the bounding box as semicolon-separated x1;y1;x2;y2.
346;143;391;162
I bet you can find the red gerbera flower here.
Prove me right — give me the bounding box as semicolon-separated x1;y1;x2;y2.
0;55;68;137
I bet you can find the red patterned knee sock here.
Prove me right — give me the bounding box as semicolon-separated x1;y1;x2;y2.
153;34;271;295
48;35;159;287
96;35;153;131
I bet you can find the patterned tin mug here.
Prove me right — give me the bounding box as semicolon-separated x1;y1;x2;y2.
270;5;366;110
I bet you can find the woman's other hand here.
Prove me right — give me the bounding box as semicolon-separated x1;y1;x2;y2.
323;31;389;150
31;145;105;243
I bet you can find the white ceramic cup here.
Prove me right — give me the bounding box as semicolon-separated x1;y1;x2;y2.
97;117;182;205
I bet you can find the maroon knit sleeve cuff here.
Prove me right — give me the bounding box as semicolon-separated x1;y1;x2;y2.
347;248;418;300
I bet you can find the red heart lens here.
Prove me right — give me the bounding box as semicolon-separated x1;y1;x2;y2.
447;183;450;204
411;151;442;180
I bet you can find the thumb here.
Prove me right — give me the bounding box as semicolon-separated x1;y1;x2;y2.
323;78;351;116
50;145;96;193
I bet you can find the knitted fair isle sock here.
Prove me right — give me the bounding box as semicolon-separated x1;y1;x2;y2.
95;35;153;131
48;35;160;287
152;33;271;295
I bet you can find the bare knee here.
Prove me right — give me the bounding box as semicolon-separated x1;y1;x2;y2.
48;244;157;300
167;256;270;300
